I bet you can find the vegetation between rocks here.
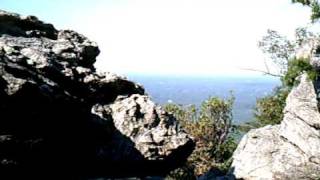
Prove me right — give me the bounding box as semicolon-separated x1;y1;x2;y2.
164;95;237;179
164;4;320;178
243;26;320;130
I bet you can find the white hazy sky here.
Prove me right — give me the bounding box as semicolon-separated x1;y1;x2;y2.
2;0;317;76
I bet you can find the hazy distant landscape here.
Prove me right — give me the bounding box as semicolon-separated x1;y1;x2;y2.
3;0;320;178
128;74;281;124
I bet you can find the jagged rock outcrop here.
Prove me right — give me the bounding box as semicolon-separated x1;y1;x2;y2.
0;10;194;178
230;73;320;179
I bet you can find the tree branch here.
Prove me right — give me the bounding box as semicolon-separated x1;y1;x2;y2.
240;68;283;78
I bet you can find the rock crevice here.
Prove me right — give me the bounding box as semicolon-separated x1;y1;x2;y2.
0;10;194;178
231;74;320;179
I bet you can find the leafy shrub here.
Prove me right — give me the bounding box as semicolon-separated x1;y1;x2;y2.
292;0;320;22
245;58;318;130
165;95;237;179
253;87;289;126
254;25;320;129
282;58;317;87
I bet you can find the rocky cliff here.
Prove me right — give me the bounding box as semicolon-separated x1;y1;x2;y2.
231;73;320;179
0;10;194;178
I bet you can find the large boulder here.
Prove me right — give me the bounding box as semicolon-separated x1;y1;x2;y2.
0;10;194;178
230;73;320;179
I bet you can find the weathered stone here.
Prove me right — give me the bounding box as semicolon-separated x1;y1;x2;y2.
107;94;192;160
230;74;320;180
0;9;194;178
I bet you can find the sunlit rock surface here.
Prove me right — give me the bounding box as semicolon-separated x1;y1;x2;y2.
0;10;194;178
231;74;320;179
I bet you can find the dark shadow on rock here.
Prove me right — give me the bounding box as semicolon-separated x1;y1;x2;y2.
0;11;58;39
0;9;194;179
314;77;320;111
0;82;192;179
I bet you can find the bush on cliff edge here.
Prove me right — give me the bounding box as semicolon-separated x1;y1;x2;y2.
244;58;319;130
164;95;237;179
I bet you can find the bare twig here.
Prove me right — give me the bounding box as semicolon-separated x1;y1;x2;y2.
240;68;283;77
264;59;271;73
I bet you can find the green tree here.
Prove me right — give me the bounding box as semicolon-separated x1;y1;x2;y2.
292;0;320;22
165;95;237;179
257;27;319;77
247;28;320;129
254;87;290;126
257;29;295;76
282;57;318;87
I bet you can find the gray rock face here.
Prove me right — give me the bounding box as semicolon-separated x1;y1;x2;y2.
108;94;191;160
0;10;194;178
231;74;320;180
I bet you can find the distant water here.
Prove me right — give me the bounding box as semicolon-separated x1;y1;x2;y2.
126;74;281;124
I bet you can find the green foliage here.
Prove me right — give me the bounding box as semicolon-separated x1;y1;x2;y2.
238;87;289;133
295;27;316;46
311;1;320;22
250;27;320;130
248;58;317;129
254;2;320;129
292;0;312;5
165;165;196;180
258;27;320;77
165;95;237;178
244;58;319;132
292;0;320;22
253;87;290;127
213;136;237;172
282;58;318;87
258;29;295;76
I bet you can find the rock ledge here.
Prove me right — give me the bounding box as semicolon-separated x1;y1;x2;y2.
231;74;320;180
0;10;194;178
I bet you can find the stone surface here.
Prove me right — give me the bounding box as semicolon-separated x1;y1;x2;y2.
0;10;194;178
108;94;192;160
230;74;320;180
